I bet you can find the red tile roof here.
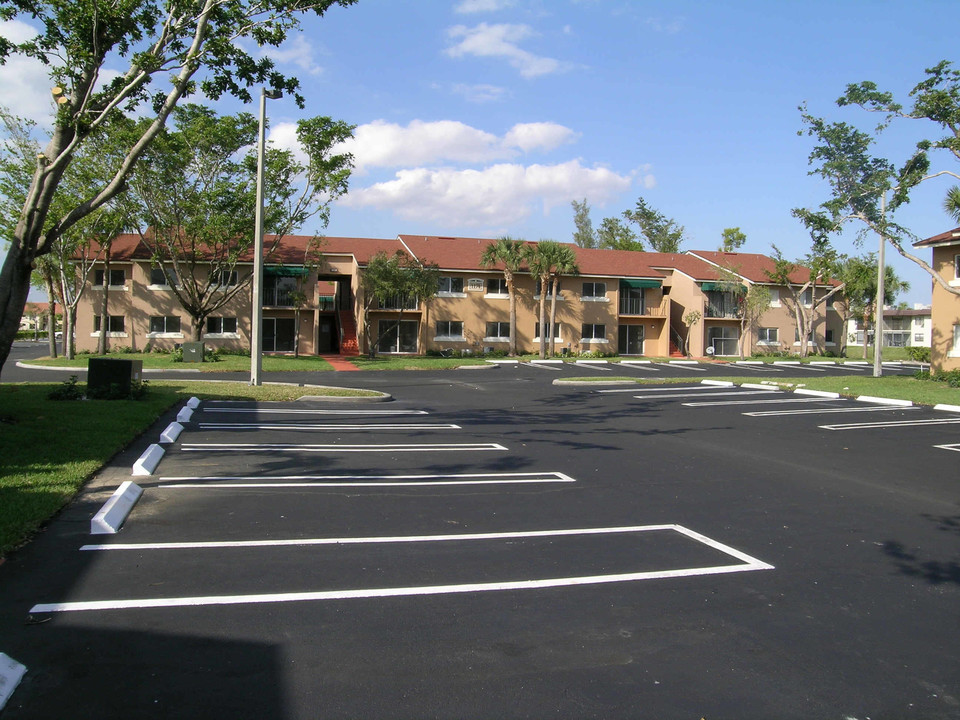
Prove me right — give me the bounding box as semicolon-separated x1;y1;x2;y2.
687;250;840;286
914;226;960;247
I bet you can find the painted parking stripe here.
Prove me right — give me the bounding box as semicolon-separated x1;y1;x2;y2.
598;385;710;394
196;423;461;431
682;397;843;407
820;418;960;431
744;406;920;417
201;408;428;415
730;364;782;373
634;390;781;400
656;363;707;372
155;471;577;489
34;525;773;613
934;444;960;453
179;442;508;453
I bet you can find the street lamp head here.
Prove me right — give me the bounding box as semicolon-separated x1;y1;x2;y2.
263;88;283;100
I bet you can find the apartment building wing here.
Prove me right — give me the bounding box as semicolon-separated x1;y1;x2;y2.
914;226;960;371
686;250;846;356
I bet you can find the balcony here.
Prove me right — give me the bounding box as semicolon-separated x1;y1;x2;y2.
619;298;668;317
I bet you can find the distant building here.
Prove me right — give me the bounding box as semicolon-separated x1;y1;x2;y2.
845;305;932;348
913;227;960;371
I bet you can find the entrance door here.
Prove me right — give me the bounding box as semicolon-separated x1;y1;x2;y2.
318;316;337;353
263;318;296;352
618;324;644;355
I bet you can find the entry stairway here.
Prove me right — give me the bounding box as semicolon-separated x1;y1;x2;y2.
338;311;360;356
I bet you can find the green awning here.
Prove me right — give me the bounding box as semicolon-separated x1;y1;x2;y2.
265;266;311;277
620;279;662;289
701;281;746;292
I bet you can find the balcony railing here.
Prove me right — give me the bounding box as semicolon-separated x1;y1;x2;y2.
705;304;740;319
619;298;668;317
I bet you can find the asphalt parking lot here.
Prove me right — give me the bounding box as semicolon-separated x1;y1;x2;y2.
1;354;958;719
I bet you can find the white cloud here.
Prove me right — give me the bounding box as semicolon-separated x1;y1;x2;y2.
454;0;516;12
452;83;509;103
339;160;634;227
0;20;54;125
445;23;566;79
332;119;579;173
262;35;323;75
503;122;578;153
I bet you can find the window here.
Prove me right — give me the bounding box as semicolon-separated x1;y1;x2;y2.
705;291;738;318
149;267;178;286
757;327;779;344
207;317;238;335
794;328;814;343
581;282;607;300
952;325;960;357
708;326;739;355
467;278;485;292
94;269;125;287
914;316;924;327
211;269;239;287
954;255;960;280
437;277;465;295
914;332;925;343
535;278;560;297
149;316;181;335
769;288;781;308
825;329;835;344
534;322;561;340
435;320;464;339
581;323;606;341
486;277;508;296
801;288;813;307
94;315;125;333
485;321;510;339
378;320;418;353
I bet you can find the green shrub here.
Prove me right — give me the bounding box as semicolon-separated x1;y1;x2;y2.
906;346;931;363
86;378;150;400
48;375;84;401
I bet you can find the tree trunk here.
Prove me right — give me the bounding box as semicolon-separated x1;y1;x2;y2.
549;282;559;356
506;274;517;357
98;248;111;355
294;308;300;358
538;275;548;359
45;274;58;359
67;306;77;359
193;316;204;342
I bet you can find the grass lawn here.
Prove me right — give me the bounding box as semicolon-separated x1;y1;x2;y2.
27;352;340;372
0;380;380;557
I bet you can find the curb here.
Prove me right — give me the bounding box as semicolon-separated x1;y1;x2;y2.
90;480;144;534
793;388;841;399
856;395;913;407
132;444;165;475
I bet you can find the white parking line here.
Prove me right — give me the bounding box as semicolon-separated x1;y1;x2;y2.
179;442;508;453
201;408;428;415
196;423;461;431
634;390;782;400
744;406;919;417
34;524;773;613
934;444;960;453
155;471;577;489
657;363;707;372
820;418;960;431
598;385;710;394
682;398;842;407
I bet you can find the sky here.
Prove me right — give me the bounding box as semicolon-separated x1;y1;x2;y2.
2;0;959;307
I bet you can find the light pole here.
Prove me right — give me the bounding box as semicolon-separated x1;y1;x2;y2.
250;87;281;386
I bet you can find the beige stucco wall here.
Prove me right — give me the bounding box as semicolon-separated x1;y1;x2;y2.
930;246;960;371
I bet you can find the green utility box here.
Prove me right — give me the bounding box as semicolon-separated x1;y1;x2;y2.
182;341;204;363
87;358;143;395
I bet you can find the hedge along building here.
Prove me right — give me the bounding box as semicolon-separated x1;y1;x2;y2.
74;233;844;358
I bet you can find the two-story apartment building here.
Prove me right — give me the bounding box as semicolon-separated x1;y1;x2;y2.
74;233;845;359
914;227;960;371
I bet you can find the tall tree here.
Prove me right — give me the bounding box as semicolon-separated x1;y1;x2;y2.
622;197;687;253
547;243;579;356
835;254;908;358
721;227;747;252
479;237;526;357
359;251;439;357
128;104;353;340
571;198;596;249
595;216;642;251
714;265;771;359
524;240;567;359
0;0;357;378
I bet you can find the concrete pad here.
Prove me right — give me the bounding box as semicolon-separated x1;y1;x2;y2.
160;422;184;444
740;383;774;390
794;389;840;399
0;653;26;711
90;481;144;534
856;396;912;407
132;444;165;476
701;380;734;387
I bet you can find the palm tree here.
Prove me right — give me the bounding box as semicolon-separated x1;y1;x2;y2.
480;236;526;356
548;244;579;356
524;240;567;359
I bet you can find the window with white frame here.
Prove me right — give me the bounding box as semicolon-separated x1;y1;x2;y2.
769;288;781;307
534;322;562;341
914;333;925;343
801;288;813;307
535;278;561;297
211;269;239;287
467;278;485;292
149;316;182;335
954;255;960;280
378;320;419;353
485;321;510;340
581;323;606;341
757;327;779;344
206;317;238;335
581;282;607;300
94;269;126;287
94;315;125;334
435;320;464;339
486;277;508;296
149;267;178;287
951;324;960;357
437;277;465;295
